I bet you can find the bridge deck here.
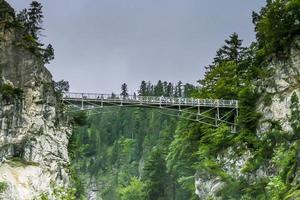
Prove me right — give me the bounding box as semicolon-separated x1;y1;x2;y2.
63;92;238;109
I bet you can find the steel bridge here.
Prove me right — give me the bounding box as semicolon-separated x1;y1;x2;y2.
63;92;239;131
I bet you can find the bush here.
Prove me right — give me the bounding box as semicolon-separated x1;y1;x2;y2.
0;84;23;99
0;181;7;193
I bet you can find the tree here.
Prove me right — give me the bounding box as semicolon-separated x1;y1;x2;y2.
183;83;195;97
121;83;129;98
175;81;183;97
17;1;44;40
154;80;164;96
143;147;168;200
163;81;168;96
138;81;147;96
54;80;69;93
27;1;43;39
118;177;146;200
166;82;173;97
199;33;247;98
43;44;54;64
253;0;300;55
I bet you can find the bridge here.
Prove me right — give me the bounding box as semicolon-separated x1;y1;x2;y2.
63;92;239;131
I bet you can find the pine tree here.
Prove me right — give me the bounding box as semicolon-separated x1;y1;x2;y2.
166;82;173;97
199;33;246;98
121;83;129;98
213;32;245;65
27;1;44;40
176;81;183;97
163;81;168;96
154;80;164;96
138;81;147;96
42;44;54;64
143;147;168;200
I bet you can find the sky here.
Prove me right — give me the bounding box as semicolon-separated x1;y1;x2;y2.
8;0;265;94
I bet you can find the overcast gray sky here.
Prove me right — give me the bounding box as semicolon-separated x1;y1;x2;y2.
8;0;265;94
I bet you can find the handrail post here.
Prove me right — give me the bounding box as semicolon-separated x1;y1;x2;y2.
81;93;84;110
159;96;162;108
179;97;181;111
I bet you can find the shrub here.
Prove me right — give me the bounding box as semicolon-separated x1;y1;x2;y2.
0;181;7;193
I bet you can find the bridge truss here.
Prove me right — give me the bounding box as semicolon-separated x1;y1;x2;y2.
63;92;239;132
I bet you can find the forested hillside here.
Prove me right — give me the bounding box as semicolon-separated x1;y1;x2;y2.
70;0;300;199
69;81;197;199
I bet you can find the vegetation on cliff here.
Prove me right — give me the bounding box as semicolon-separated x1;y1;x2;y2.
70;0;300;199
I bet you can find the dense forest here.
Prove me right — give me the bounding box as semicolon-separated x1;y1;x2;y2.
2;0;299;199
69;1;300;199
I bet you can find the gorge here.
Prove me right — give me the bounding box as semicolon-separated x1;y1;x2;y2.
0;0;300;200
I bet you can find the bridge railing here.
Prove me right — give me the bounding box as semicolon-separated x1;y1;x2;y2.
63;92;238;108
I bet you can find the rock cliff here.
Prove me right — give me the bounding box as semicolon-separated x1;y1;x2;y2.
195;36;300;199
0;1;71;199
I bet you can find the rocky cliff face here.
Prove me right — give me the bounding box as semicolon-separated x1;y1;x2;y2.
0;1;71;199
195;36;300;199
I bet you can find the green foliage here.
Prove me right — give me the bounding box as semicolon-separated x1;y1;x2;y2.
237;86;261;131
143;147;168;200
53;187;76;200
71;111;88;126
0;84;23;98
67;1;300;199
118;177;146;200
42;44;55;64
266;176;287;200
13;1;55;64
254;0;300;55
70;107;186;199
34;193;49;200
0;181;7;193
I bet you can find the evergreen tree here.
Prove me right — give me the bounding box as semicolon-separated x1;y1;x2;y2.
146;81;153;96
166;82;173;97
121;83;129;98
138;81;147;96
154;80;164;96
175;81;183;97
143;147;168;200
27;1;44;40
199;33;247;98
183;83;195;97
42;44;54;64
163;81;168;96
